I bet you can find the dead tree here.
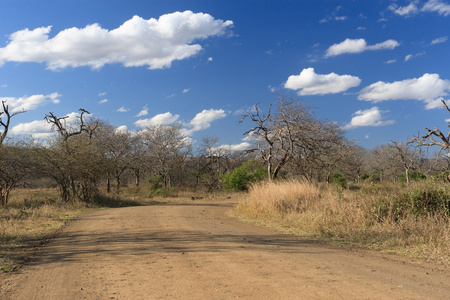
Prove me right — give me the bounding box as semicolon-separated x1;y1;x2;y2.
44;108;97;142
241;98;313;181
410;99;450;149
42;109;100;202
0;100;25;145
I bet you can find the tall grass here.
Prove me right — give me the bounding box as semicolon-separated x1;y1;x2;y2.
234;180;450;264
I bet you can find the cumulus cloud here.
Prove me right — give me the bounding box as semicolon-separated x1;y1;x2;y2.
10;120;53;139
358;73;450;108
114;125;129;133
1;92;60;113
0;11;233;70
343;107;394;129
134;112;180;128
182;109;226;136
325;38;399;57
284;67;361;95
134;108;226;135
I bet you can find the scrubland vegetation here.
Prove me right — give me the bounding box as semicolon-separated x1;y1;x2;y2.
234;180;450;264
2;96;450;272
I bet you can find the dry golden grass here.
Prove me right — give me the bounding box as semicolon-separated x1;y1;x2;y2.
0;188;91;273
233;180;450;264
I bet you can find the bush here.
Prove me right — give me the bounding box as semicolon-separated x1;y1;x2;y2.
220;160;267;191
398;171;426;183
329;172;347;188
148;175;176;197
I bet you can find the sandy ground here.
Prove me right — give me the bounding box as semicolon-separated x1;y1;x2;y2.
1;200;449;299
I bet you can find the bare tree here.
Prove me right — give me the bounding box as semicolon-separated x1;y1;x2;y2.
242;97;344;181
410;99;450;150
241;98;312;181
93;123;137;194
194;136;234;191
389;141;424;184
142;124;191;189
44;109;97;142
0;100;25;145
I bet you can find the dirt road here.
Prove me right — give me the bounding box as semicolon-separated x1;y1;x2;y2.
1;200;449;299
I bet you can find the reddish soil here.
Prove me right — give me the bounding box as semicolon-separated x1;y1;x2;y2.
1;200;449;299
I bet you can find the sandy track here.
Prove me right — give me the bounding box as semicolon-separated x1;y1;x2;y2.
1;200;449;299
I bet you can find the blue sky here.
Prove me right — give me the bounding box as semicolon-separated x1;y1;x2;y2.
1;0;450;150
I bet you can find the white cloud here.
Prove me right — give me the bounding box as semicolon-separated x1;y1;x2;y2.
117;106;129;112
98;91;107;97
425;98;445;109
136;106;148;117
182;109;226;136
389;3;419;16
343;107;394;129
99;99;108;104
134;112;180;128
358;73;450;106
325;38;399;57
385;59;397;64
114;125;129;133
0;11;233;70
284;67;361;95
422;0;450;16
134;108;226;135
405;54;414;61
431;36;448;44
1;92;60;113
182;88;191;93
213;142;252;152
10;119;53;138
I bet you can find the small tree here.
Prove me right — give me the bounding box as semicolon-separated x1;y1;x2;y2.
40;109;101;202
0;100;26;206
220;160;266;191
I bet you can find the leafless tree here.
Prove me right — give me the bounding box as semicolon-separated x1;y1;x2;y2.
241;98;312;180
410;99;450;150
388;141;424;184
242;97;346;181
0;100;25;145
142;124;191;189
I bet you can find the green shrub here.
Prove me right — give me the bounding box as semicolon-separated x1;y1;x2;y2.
148;175;175;197
220;160;267;191
398;171;426;183
369;183;450;222
329;172;347;188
